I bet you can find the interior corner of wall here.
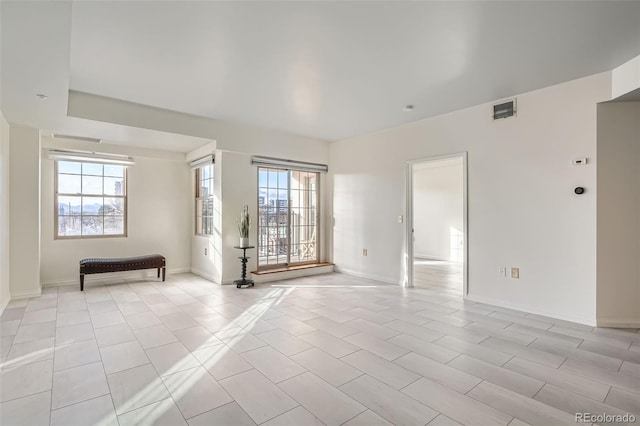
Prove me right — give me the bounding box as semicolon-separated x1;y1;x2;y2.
596;317;640;328
0;298;9;315
186;141;217;162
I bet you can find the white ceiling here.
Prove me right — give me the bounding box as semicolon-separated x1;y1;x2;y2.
2;1;640;151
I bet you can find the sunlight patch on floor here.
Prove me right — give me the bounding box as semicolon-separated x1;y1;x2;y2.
96;286;293;424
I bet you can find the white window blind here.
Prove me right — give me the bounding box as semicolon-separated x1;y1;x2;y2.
251;156;327;173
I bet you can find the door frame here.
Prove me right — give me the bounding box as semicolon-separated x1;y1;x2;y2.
405;152;468;296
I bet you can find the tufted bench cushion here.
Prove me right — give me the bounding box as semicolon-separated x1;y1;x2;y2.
79;254;166;291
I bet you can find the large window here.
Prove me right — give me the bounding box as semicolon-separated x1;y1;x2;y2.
258;167;318;269
196;163;214;235
55;161;127;238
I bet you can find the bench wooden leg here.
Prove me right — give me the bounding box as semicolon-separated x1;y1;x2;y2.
80;274;84;291
157;268;160;278
162;267;166;282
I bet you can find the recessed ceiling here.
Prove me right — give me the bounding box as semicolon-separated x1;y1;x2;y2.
2;1;640;150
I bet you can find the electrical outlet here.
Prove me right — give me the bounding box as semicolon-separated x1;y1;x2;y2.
499;267;507;277
397;215;403;224
363;248;368;256
204;248;208;256
511;267;519;279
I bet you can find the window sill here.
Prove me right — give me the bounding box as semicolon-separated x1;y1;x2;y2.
252;262;334;275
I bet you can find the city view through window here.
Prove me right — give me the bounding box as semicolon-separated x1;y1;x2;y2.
258;168;318;268
196;163;214;236
56;161;126;237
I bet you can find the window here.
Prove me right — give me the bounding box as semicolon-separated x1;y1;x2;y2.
196;163;214;235
55;161;127;238
257;167;319;269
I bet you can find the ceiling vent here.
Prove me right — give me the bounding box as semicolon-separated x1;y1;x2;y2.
52;133;102;144
492;98;516;120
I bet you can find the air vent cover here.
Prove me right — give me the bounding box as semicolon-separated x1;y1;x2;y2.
493;99;516;120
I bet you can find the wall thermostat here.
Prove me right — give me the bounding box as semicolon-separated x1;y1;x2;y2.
574;187;585;195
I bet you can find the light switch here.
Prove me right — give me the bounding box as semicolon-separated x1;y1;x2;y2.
572;158;587;166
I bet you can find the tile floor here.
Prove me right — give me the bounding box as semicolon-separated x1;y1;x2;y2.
1;272;639;426
413;259;463;292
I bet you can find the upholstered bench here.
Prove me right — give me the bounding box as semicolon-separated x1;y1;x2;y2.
79;254;166;291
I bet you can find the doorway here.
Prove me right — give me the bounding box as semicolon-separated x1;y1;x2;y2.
406;153;467;295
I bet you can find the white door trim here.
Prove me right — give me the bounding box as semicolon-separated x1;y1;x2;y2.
405;152;468;297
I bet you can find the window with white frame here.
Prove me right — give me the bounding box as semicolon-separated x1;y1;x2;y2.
195;163;214;235
55;161;127;238
257;167;319;269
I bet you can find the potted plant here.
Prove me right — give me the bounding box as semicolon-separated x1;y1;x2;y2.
237;205;251;248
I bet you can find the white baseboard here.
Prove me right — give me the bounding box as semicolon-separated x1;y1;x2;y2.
168;268;192;275
41;268;190;288
333;266;401;286
414;254;448;261
466;293;596;327
251;265;335;284
190;267;219;284
10;289;42;300
596;318;640;328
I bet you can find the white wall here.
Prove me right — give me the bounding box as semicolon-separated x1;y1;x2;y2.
612;54;640;99
596;102;640;327
187;133;330;285
216;135;331;280
45;90;334;286
413;159;463;261
216;150;330;284
0;112;10;312
330;72;610;325
9;126;41;298
40;139;192;286
219;151;257;284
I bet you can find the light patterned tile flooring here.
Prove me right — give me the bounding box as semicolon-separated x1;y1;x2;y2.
0;272;639;426
414;260;463;292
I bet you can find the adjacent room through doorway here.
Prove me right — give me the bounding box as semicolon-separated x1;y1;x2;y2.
410;155;466;293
